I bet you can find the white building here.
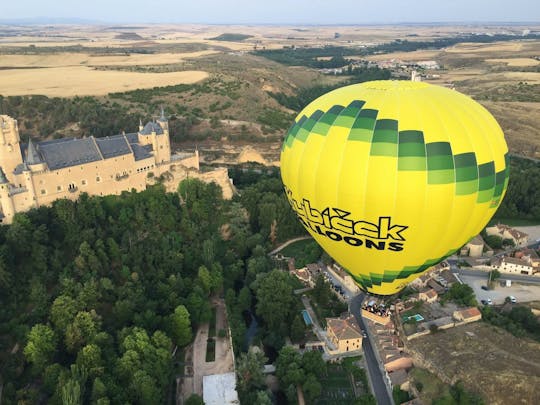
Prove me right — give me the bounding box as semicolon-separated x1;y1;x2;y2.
498;257;534;276
203;373;239;405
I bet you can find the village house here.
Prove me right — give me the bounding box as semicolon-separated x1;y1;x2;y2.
325;315;363;353
486;224;529;247
418;288;438;303
498;257;535;276
453;307;482;324
515;249;540;271
465;234;488;257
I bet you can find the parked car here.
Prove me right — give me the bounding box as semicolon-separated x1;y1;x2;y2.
487;298;493;305
481;285;488;291
481;299;488;305
508;296;517;303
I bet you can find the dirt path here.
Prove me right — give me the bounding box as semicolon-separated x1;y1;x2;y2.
269;236;312;255
178;298;235;404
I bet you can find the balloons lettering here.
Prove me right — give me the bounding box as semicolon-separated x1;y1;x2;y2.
280;81;509;295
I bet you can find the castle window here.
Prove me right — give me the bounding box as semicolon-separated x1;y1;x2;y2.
68;183;76;191
57;185;62;191
81;180;87;186
40;189;46;195
96;176;101;182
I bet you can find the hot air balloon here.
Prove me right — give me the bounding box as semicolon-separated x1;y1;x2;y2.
280;81;509;295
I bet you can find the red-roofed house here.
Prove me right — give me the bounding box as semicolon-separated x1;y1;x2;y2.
418;288;438;303
453;307;482;324
326;315;363;353
486;224;529;247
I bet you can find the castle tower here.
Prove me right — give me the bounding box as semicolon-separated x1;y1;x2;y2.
0;167;15;223
0;115;24;180
155;107;171;164
22;163;37;208
26;138;47;172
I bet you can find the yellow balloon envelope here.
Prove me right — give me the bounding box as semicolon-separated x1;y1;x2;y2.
280;81;509;295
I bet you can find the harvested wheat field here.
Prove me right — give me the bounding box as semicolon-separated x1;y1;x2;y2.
0;67;208;96
486;58;540;67
0;51;218;68
407;322;540;405
446;41;526;54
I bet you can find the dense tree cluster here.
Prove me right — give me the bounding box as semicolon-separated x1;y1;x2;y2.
254;34;540;68
0;179;245;404
481;305;540;341
275;346;326;404
494;157;540;221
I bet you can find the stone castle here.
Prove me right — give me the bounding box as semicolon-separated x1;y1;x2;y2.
0;111;233;224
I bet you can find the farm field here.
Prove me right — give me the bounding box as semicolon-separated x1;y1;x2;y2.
407;322;540;405
0;66;208;96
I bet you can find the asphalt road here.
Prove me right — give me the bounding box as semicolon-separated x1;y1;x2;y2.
453;268;540;285
350;293;393;405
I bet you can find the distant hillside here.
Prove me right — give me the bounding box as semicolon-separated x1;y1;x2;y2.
210;33;253;42
114;32;144;40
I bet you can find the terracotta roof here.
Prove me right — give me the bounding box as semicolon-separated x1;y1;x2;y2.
424;289;437;299
326;315;362;341
494;224;528;240
293;268;310;283
456;307;481;320
467;234;485;246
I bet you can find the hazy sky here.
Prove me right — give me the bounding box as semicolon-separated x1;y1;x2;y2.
2;0;539;24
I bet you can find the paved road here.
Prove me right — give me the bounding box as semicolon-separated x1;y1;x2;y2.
350;293;393;405
452;268;540;285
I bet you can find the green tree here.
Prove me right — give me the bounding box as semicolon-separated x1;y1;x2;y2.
76;344;103;378
253;269;295;333
170;305;192;347
301;350;326;377
303;373;322;404
236;350;268;398
290;314;306;343
65;311;101;354
185;394;205;405
24;324;57;372
50;295;79;332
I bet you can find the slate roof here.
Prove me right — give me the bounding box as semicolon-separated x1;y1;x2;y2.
131;143;153;161
38;137;102;170
140;121;164;135
26;139;43;165
94;135;131;159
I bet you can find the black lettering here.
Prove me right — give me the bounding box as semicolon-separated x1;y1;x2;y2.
326;230;342;241
314;225;325;236
344;236;363;246
353;220;379;238
330;215;354;235
365;239;386;250
378;217;408;241
388;242;404;252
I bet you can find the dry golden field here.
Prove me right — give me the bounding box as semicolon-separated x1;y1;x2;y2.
0;67;208;97
486;58;540;67
0;24;539;157
408;322;540;405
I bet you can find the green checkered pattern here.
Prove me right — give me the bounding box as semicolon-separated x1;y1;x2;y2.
284;100;509;206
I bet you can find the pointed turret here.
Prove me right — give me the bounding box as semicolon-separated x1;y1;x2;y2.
26;138;43;165
159;106;167;122
139;119;143;132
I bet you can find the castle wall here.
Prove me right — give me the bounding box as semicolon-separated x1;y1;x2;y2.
0;115;234;224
